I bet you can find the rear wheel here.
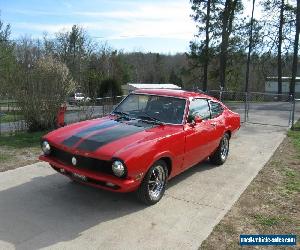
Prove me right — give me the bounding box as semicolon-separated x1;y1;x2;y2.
136;160;168;206
209;133;230;165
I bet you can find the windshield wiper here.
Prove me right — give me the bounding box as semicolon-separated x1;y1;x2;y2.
138;113;164;125
112;111;130;119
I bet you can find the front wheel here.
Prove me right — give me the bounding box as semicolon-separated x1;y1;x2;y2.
136;160;168;206
209;133;230;165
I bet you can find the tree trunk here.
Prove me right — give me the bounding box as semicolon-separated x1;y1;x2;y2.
219;0;237;89
245;0;255;93
290;0;300;96
277;0;284;95
203;0;211;92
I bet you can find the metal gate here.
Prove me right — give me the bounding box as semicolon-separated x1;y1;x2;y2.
207;90;295;127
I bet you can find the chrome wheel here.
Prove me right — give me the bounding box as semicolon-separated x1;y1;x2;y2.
220;136;229;160
147;165;166;201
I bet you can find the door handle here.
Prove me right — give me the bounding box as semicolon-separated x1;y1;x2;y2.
210;122;217;127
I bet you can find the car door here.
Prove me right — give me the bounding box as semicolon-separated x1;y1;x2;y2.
208;100;226;153
183;98;216;169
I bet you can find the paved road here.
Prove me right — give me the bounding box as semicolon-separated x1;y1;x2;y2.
0;123;286;249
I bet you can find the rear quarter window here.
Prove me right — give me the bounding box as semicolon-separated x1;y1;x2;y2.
189;98;211;120
210;101;224;119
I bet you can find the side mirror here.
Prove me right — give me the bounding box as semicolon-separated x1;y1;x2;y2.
187;114;202;125
194;115;202;124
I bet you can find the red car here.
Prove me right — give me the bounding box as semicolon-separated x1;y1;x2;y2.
39;89;240;205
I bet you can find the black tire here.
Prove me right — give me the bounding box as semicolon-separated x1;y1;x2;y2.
209;133;230;165
136;160;168;206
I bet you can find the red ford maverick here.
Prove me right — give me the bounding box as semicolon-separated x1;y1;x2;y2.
39;89;240;205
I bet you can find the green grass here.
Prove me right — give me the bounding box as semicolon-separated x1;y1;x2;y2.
0;113;24;123
281;168;300;194
288;122;300;150
253;215;285;227
0;131;47;148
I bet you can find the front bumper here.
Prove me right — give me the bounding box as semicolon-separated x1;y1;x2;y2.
39;155;141;193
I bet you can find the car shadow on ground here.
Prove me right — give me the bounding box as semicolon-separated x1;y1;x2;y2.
0;160;216;249
167;160;216;189
0;173;144;249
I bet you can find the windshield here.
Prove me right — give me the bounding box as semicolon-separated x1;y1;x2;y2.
113;94;186;124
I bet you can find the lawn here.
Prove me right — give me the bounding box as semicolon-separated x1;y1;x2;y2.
200;123;300;249
0;130;45;148
0;113;24;123
0;131;47;172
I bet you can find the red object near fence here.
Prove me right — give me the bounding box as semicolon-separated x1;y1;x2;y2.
56;103;67;128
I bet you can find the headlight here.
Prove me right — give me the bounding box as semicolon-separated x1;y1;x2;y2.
112;160;126;177
41;141;51;155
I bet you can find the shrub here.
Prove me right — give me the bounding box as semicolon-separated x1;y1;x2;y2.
15;56;75;131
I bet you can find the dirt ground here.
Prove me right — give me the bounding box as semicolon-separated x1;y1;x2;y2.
0;146;40;172
200;136;300;250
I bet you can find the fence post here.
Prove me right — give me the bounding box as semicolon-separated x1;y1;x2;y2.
0;103;2;136
219;87;223;101
244;92;250;123
102;99;105;117
290;95;296;130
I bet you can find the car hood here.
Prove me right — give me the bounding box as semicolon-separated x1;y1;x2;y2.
44;116;180;159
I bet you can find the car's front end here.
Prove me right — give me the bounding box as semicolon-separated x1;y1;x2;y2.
39;138;142;192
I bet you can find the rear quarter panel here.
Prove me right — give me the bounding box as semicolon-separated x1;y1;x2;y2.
224;108;241;135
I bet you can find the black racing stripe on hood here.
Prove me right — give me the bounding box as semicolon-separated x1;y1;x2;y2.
62;120;119;147
75;124;145;152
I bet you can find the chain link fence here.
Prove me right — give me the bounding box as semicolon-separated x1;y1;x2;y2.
65;95;125;124
0;100;27;134
1;91;299;134
0;96;125;134
207;90;297;127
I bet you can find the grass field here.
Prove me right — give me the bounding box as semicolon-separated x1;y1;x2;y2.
0;131;47;172
200;123;300;249
0;131;45;148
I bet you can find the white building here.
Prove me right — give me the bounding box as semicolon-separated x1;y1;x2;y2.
265;77;300;95
122;83;181;95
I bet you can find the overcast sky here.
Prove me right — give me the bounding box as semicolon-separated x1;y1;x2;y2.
1;0;256;54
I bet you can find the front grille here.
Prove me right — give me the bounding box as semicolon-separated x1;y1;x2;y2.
50;146;113;175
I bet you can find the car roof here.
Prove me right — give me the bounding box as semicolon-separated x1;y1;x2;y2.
134;89;213;100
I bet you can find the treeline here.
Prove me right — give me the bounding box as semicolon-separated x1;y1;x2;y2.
0;23;188;100
189;0;299;94
1;0;300;101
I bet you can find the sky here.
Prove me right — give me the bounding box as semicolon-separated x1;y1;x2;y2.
0;0;256;54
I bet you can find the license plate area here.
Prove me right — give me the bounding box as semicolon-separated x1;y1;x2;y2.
72;173;88;182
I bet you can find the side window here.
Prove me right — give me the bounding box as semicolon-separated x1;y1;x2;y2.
210;101;224;118
189;99;210;120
